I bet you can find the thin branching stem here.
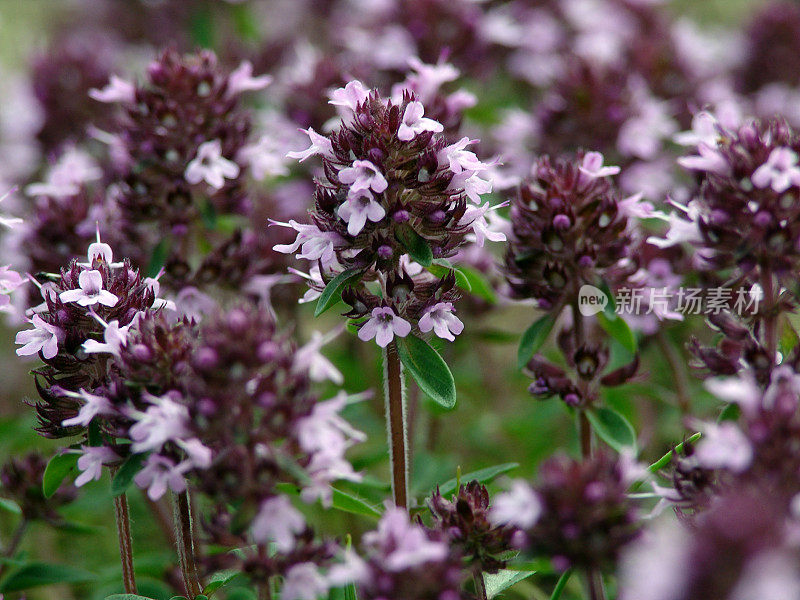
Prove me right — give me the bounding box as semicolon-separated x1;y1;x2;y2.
173;489;203;599
384;342;409;510
113;492;137;594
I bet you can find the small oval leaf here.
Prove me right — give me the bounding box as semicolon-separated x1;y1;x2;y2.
315;268;362;317
42;453;79;499
395;223;433;267
0;498;22;515
596;312;637;354
585;407;637;453
112;453;148;497
0;562;96;592
395;335;456;409
484;570;536;599
517;313;556;370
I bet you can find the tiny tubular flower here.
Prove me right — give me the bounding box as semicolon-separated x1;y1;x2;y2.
579;151;621;179
286;127;334;162
460;201;509;247
15;314;61;359
88;75;136;104
338;160;388;198
270;219;344;269
337;189;386;235
75;446;119;487
226;60;272;97
489;480;543;529
134;454;190;500
184;139;240;190
397;101;443;141
251;495;306;550
751;146;800;192
357;307;412;347
60;389;115;428
59;270;118;307
328;80;370;113
418;302;464;342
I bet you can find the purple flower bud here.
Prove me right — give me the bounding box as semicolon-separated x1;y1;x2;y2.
553;214;571;230
393;209;410;223
195;347;219;370
377;244;393;259
131;344;152;361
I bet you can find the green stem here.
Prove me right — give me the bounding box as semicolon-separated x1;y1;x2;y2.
550;568;574;600
473;566;488;600
383;342;409;509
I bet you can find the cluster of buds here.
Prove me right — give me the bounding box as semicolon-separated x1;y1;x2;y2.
276;81;504;347
428;480;517;574
504;151;642;310
0;452;76;524
492;453;640;573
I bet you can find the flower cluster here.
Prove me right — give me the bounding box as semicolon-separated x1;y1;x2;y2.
428;480;517;574
0;452;76;524
276;82;502;347
504;151;641;310
493;453;641;573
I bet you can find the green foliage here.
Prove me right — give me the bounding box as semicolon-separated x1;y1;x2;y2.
111;453;148;496
395;334;457;409
315;269;362;317
0;561;96;592
585;407;637;453
596;312;637;355
549;568;574;600
484;569;536;599
42;452;79;498
0;497;21;515
517;313;556;370
395;223;433;267
436;463;519;498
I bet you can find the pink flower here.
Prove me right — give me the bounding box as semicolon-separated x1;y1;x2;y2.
61;389;114;427
438;137;487;174
227;60;272;97
337;190;386;235
82;319;132;356
294;330;344;384
251;495;306;550
271;219;345;269
459;201;509;247
0;190;22;228
489;480;542;529
418;302;464;342
579;151;621;179
286;127;333;162
364;508;449;571
677;143;729;175
75;446;118;487
89;75;135;104
357;307;411;347
134;455;189;500
397;101;443;141
0;265;24;294
338;160;388;198
329;80;370;113
281;563;329;600
128;392;191;454
694;421;753;473
59;270;118;307
751;147;800;192
24;146;102;198
15;314;61;359
185;140;240;190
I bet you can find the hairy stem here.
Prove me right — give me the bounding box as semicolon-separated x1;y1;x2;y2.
761;268;778;363
173;490;203;599
113;492;137;594
383;342;408;509
473;566;488;600
587;570;606;600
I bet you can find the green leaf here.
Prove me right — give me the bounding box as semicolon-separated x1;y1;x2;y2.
0;498;21;515
517;313;556;370
484;570;536;599
596;312;637;354
586;407;637;453
203;569;241;596
437;463;519;498
315;269;362;317
147;238;170;279
459;265;498;304
42;452;79;498
395;223;433;267
427;262;472;293
112;453;147;497
718;403;741;423
331;488;382;519
550;568;574;600
0;562;96;592
106;596;157;600
345;582;358;600
395;334;456;409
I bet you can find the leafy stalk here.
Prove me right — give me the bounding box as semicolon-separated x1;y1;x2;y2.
383;342;409;509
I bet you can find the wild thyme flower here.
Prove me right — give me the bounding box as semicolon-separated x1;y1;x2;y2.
504;151;638;309
504;453;641;572
278;83;503;344
428;480;517;574
343;508;470;600
0;452;76;523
